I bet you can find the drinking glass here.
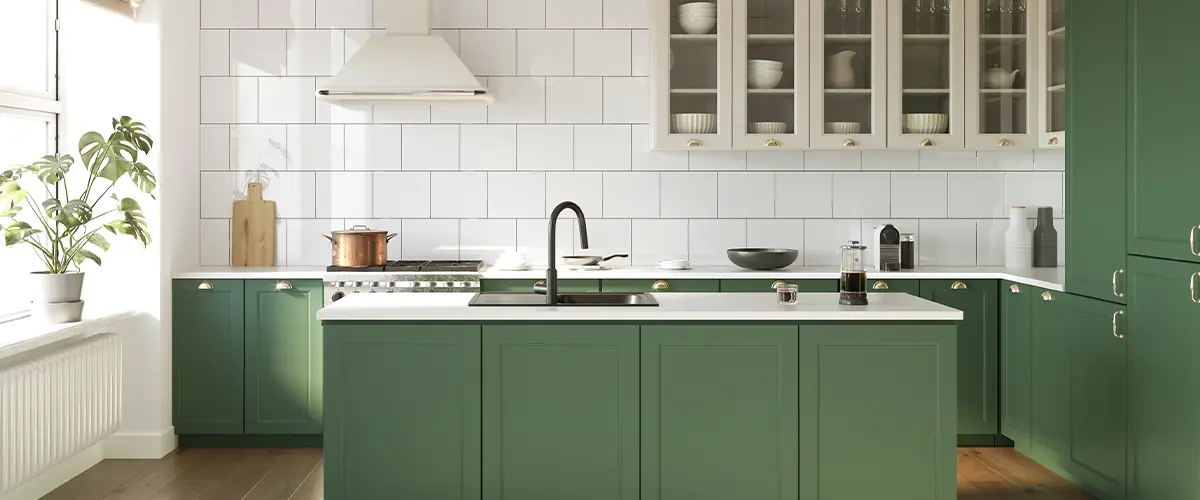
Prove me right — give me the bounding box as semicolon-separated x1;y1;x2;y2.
911;0;925;34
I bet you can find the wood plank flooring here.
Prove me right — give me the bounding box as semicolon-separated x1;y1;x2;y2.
42;447;1093;499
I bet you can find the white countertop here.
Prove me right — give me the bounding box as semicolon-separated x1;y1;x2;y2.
318;292;964;322
173;266;326;279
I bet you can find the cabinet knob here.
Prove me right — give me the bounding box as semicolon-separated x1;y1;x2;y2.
842;139;857;147
686;139;701;147
771;280;789;290
998;138;1015;147
1112;310;1126;339
872;281;889;290
1190;225;1200;256
764;138;780;147
919;139;935;148
1048;136;1061;146
275;280;294;291
1112;269;1125;298
197;281;214;290
1191;272;1200;304
1010;284;1020;294
951;281;968;290
652;280;670;291
1042;291;1054;301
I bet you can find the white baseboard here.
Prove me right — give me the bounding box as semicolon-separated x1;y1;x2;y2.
0;443;104;500
103;427;178;459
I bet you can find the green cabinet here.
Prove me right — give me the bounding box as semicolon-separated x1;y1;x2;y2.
999;280;1034;452
482;325;639;500
867;279;921;295
1128;256;1200;500
323;324;482;500
919;280;999;443
1066;0;1129;303
640;325;798;500
799;325;957;500
244;280;323;434
601;279;720;293
482;279;600;293
172;279;245;435
719;279;837;292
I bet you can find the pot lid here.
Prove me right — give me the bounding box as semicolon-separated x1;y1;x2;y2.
332;224;389;235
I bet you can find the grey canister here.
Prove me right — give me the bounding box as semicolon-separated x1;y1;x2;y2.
1032;207;1058;267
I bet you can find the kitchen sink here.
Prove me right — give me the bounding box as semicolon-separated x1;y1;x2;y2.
469;292;660;307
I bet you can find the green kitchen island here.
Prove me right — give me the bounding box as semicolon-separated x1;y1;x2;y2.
318;292;963;500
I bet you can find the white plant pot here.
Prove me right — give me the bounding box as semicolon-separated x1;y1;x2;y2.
30;301;85;324
29;272;86;303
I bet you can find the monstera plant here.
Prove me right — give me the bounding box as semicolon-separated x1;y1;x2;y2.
0;117;156;322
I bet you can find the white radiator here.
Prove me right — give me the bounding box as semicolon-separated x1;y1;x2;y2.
0;333;121;494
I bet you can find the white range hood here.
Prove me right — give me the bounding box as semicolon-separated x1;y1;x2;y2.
317;0;491;103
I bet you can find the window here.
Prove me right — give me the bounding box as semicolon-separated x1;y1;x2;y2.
0;0;58;320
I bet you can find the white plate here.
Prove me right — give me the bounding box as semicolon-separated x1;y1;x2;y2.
567;264;608;271
658;260;692;270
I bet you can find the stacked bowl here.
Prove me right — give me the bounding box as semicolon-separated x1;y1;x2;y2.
678;2;717;34
748;59;784;89
903;113;949;134
672;113;717;134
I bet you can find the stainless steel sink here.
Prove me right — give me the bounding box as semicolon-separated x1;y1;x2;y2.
469;292;660;307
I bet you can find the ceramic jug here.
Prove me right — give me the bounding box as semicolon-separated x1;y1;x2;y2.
984;67;1021;88
827;50;857;89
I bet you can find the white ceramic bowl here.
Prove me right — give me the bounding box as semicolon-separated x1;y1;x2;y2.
678;2;717;14
748;69;784;89
826;121;862;134
748;59;784;71
902;113;949;134
658;259;692;270
749;122;788;134
672;113;717;134
678;15;717;34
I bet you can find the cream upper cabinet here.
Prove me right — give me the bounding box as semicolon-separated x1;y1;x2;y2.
809;0;888;149
965;0;1037;149
733;0;810;149
653;0;734;150
1036;0;1066;148
887;0;965;149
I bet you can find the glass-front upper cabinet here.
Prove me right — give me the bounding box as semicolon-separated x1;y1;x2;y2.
1037;0;1065;147
733;0;808;149
809;0;888;149
887;0;964;149
965;0;1036;149
653;0;734;150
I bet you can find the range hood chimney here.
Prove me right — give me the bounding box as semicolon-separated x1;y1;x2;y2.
317;0;492;103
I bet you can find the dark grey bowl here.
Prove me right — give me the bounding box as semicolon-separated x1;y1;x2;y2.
726;248;799;271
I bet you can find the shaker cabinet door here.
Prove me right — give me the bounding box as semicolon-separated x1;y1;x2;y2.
244;279;324;435
964;0;1037;149
919;279;999;442
809;0;889;148
653;0;734;150
733;0;809;149
172;279;245;435
886;0;965;149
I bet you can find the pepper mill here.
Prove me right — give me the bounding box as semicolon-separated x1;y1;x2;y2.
1032;206;1058;268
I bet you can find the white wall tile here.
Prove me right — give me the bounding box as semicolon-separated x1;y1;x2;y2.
199;219;231;266
632;219;688;265
604;172;660;218
261;0;316;28
460;30;517;76
488;172;546;217
317;0;373;28
487;77;547;123
804;219;862;265
287;219;345;264
344;29;383;62
460;219;517;261
374;104;432;124
1034;149;1066;171
575;30;632;76
517;218;575;261
689;219;747;265
201;0;257;28
517;30;574;76
373;172;431;218
200;30;230;76
200;125;230;171
230;125;288;172
432;29;461;54
747;219;805;255
633;125;688;171
805;150;861;171
891;172;947;218
978;150;1034;171
948;172;1005;218
547;0;602;28
660;172;717;218
431;172;487;218
201;77;258;123
201;172;236;218
747;151;803;171
517;125;573;171
1005;172;1064;214
603;77;649;124
345;124;402;170
604;0;650;28
249;172;318;218
287;30;344;76
862;150;917;171
575;125;632;170
461;125;517;171
316;172;373;218
315;78;373;124
689;151;746;171
776;172;833;218
574;219;632;257
259;77;316;123
631;30;651;76
432;0;488;28
719;172;775;218
832;172;890;218
546;172;603;217
403;219;461;260
488;0;546;28
432;101;490;124
546;78;602;124
287;125;345;171
918;219;977;265
402;125;460;171
919;150;977;170
976;219;1007;266
230;30;286;76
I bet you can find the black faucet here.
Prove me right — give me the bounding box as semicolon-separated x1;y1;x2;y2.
546;201;589;305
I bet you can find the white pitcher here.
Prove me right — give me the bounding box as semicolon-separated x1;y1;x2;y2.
827;50;857;89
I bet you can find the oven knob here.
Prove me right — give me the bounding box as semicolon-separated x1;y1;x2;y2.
351;281;364;288
331;292;345;302
436;281;450;288
370;281;384;287
418;281;432;288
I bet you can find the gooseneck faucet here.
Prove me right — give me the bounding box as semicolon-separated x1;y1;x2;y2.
546;201;589;305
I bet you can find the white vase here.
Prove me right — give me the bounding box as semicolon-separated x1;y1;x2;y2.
1005;207;1032;268
29;271;85;303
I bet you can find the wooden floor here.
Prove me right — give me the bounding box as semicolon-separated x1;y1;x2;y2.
41;447;1094;500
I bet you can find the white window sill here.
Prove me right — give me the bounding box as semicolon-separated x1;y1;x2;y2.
0;310;137;362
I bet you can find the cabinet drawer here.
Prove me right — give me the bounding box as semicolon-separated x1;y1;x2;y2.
481;279;600;293
720;279;838;293
601;279;720;293
867;279;921;294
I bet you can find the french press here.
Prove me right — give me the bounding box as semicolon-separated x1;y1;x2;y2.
840;241;868;306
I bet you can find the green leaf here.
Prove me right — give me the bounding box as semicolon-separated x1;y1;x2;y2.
79;131;130;181
127;162;157;196
104;196;151;246
87;232;110;252
4;221;40;246
113;116;153;155
72;248;102;267
0;181;28;219
43;198;91;228
29;154;74;184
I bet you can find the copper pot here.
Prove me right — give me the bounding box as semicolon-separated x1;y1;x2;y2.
321;225;397;268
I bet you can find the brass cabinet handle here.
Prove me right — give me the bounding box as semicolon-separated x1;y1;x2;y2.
534;280;546;287
1112;269;1125;298
919;139;934;147
1191;225;1200;256
842;139;857;147
686;139;701;147
771;280;789;290
951;281;968;290
1042;291;1053;301
1049;136;1060;146
998;138;1015;147
764;138;780;147
1191;272;1200;304
652;280;670;291
1010;284;1020;294
197;281;214;290
275;280;294;291
873;281;889;290
1112;310;1125;339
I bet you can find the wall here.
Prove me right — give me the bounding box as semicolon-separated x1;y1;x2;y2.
197;0;1065;268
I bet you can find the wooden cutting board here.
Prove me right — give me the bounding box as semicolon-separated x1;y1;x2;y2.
232;182;276;267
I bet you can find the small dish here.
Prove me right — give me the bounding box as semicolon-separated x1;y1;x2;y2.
658;259;692;270
567;264;608;271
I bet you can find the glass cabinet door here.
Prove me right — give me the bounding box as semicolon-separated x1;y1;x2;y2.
809;0;888;149
966;0;1036;149
1038;0;1065;147
653;0;733;150
733;0;808;149
887;0;964;149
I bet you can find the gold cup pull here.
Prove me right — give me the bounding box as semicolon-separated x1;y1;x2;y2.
764;138;780;147
1049;136;1061;146
275;280;294;291
919;139;935;147
951;281;968;290
1042;291;1054;301
771;280;789;290
842;139;857;147
872;281;889;290
197;281;214;290
652;280;670;291
686;139;701;147
1010;284;1020;294
998;138;1015;147
1112;310;1126;339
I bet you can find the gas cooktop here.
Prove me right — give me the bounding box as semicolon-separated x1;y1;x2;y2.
326;260;485;273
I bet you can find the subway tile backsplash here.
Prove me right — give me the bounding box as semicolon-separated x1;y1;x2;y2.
197;0;1067;266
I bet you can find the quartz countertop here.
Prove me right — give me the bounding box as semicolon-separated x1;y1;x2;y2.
317;292;964;322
